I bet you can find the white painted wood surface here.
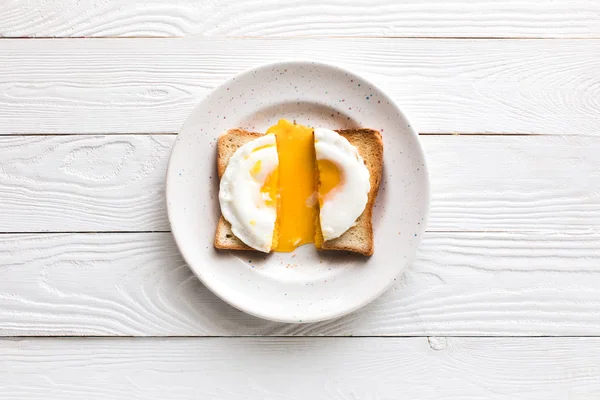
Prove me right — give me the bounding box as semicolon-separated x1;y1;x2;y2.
0;135;173;232
2;39;599;135
2;337;600;399
1;231;599;336
2;0;600;397
2;0;599;38
1;134;598;232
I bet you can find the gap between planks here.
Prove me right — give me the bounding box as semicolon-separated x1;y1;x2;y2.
0;132;557;137
3;335;600;339
3;36;600;40
0;230;575;235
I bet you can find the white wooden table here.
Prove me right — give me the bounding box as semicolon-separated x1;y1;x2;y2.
1;1;600;398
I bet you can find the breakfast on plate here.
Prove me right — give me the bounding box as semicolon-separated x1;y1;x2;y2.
215;119;383;256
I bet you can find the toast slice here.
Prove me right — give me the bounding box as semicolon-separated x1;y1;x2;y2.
214;128;383;255
214;129;262;251
318;129;383;256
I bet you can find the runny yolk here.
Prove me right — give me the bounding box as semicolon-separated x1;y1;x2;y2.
267;119;317;252
252;143;275;153
316;159;342;207
251;143;278;208
260;169;278;208
250;160;262;177
260;166;279;249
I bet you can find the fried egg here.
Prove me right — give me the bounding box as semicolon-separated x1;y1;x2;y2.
219;120;370;252
314;128;370;241
218;134;278;252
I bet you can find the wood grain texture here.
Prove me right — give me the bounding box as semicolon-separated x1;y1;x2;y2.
1;134;598;232
0;135;172;232
2;231;600;336
1;337;600;399
2;38;599;135
1;0;599;38
426;135;600;232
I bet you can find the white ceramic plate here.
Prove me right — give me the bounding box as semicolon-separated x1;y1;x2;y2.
166;61;429;323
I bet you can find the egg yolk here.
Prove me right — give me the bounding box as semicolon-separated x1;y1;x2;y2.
250;160;262;177
316;159;342;207
248;142;280;248
260;169;278;208
267;119;318;252
251;153;278;209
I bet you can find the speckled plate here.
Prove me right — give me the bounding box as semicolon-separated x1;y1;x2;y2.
166;61;429;323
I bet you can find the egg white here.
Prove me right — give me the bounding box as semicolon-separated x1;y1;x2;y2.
219;134;278;252
314;128;371;241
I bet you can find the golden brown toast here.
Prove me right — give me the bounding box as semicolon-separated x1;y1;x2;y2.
214;128;383;255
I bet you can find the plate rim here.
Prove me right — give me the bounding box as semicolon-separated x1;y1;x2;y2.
166;59;431;323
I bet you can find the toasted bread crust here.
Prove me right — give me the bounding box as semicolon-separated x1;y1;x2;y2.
217;129;264;179
214;216;253;250
214;128;383;255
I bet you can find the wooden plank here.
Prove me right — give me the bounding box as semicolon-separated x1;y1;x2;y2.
1;38;599;135
426;135;600;232
1;337;600;399
0;135;173;232
1;0;599;38
1;134;598;233
1;231;599;336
